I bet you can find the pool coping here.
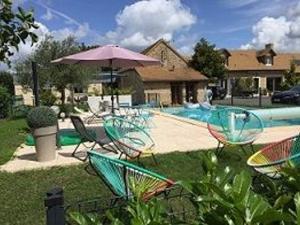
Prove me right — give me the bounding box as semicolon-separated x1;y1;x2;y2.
151;108;300;132
151;109;208;128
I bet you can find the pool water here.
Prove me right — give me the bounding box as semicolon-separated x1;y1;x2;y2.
162;107;300;128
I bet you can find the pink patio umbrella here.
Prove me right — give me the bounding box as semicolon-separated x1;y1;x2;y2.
51;44;160;111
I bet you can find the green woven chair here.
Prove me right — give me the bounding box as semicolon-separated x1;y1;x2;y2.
207;107;264;155
88;151;175;201
247;134;300;178
104;116;157;164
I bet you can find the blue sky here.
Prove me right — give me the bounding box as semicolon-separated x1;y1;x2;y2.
14;0;300;54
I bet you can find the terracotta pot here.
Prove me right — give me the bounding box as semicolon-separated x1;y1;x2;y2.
33;125;57;162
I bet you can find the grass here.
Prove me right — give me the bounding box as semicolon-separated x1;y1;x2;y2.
0;119;28;165
0;146;260;225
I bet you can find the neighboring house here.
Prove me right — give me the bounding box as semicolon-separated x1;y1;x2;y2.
119;39;208;106
220;44;300;95
15;82;102;106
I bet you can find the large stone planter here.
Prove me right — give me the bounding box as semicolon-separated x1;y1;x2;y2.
33;125;57;162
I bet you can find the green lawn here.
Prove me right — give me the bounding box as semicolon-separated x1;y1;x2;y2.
0;119;28;165
0;146;259;225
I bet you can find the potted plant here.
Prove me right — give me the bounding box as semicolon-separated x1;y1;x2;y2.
27;106;58;162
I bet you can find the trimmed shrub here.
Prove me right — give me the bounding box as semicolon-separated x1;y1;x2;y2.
0;86;12;118
40;90;57;106
27;106;57;129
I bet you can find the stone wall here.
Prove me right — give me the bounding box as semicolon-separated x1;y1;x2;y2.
144;82;171;105
119;70;145;105
145;42;188;69
195;81;206;102
14;82;102;105
15;85;34;106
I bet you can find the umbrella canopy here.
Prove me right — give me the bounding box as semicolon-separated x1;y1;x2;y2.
51;44;160;68
51;44;160;112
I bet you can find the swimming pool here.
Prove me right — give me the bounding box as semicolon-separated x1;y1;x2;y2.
162;106;300;128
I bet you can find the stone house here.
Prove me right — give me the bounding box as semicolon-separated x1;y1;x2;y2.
220;44;300;95
119;39;208;106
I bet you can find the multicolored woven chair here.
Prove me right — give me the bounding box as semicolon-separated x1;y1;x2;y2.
103;116;157;164
87;151;175;201
207;107;264;155
247;134;300;178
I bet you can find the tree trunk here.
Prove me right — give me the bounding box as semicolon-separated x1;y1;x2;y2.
60;88;65;105
70;85;74;107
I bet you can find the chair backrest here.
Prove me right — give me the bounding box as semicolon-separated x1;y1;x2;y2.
70;115;95;142
247;135;300;178
207;107;263;145
104;117;155;158
87;97;102;114
87;151;174;200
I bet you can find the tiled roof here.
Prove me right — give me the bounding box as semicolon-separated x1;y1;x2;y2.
227;50;300;72
128;66;208;82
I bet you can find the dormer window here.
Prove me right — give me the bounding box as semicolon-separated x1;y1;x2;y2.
218;48;231;66
224;57;229;66
265;56;273;66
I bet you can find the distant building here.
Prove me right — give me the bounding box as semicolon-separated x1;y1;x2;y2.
119;39;208;106
14;81;102;106
220;44;300;95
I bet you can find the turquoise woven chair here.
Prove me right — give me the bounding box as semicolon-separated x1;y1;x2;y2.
207;107;264;155
114;106;155;130
88;151;175;201
104;116;157;164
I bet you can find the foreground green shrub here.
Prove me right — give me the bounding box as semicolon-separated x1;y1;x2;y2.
67;152;300;225
27;106;57;129
0;86;12;118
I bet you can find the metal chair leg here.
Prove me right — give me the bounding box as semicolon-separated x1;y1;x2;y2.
151;153;158;165
72;142;82;158
216;142;225;156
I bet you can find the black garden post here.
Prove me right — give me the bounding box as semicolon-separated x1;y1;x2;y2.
45;187;65;225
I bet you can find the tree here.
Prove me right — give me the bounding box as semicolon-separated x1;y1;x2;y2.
0;71;14;95
0;0;39;65
15;36;96;104
280;62;299;90
189;38;226;80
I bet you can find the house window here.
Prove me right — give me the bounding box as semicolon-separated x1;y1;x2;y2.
265;56;273;66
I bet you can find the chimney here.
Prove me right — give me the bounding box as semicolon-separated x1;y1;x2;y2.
265;43;274;50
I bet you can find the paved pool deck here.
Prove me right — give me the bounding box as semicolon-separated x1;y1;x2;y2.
1;113;300;172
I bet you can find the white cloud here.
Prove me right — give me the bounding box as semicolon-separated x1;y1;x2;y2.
36;1;93;41
41;8;54;21
36;1;82;26
98;0;196;50
51;23;90;41
224;0;260;8
241;2;300;52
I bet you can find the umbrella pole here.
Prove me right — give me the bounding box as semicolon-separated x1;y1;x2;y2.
110;60;114;113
